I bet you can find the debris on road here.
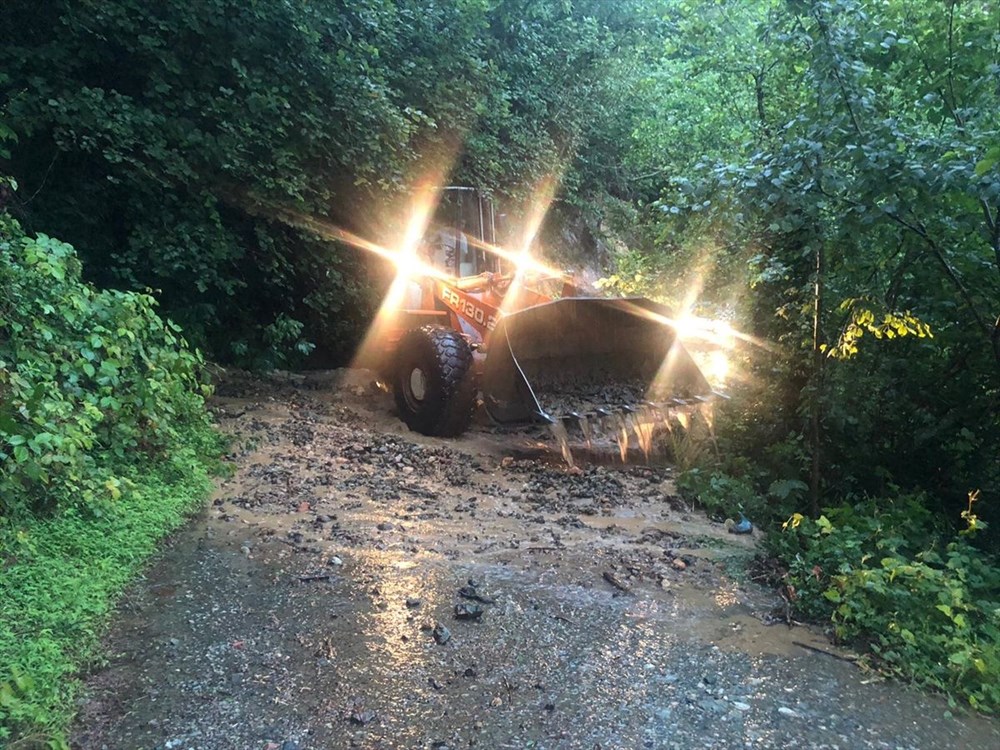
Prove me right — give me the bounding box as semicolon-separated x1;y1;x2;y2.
603;570;632;592
454;601;484;620
432;623;452;645
68;370;1000;750
345;697;377;726
296;573;330;583
726;513;754;535
458;580;496;603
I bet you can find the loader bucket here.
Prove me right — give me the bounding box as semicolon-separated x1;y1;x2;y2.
481;297;713;425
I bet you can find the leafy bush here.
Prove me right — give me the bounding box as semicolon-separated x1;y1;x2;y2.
0;0;651;366
677;468;767;522
0;215;211;518
0;215;222;744
768;495;1000;711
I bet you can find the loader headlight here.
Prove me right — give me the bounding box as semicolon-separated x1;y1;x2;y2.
393;249;421;280
705;349;731;387
672;315;737;389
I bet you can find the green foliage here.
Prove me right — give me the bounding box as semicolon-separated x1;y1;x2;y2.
0;432;220;745
0;216;222;743
769;496;1000;711
0;0;655;365
677;468;768;522
0;217;211;517
613;0;1000;535
823;298;933;359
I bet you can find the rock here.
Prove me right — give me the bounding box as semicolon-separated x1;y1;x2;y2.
777;706;799;718
458;582;496;603
698;698;728;715
281;742;299;750
346;697;376;725
671;558;687;571
732;701;751;712
432;623;451;645
349;709;376;725
454;602;483;620
405;597;422;608
327;556;344;566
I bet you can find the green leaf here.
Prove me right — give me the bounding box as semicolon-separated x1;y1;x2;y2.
974;146;1000;176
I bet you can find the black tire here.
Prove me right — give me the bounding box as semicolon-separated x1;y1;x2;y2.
393;325;476;437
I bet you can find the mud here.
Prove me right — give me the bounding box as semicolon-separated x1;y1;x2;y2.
71;370;1000;750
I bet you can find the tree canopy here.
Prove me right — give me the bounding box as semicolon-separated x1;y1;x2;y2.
1;0;653;364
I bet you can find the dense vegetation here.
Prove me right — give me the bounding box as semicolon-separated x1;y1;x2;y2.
0;0;644;366
636;0;1000;711
1;0;998;738
0;213;222;744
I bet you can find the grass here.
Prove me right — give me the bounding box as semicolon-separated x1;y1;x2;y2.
0;427;224;749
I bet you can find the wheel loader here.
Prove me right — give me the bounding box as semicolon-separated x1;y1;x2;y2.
366;187;717;458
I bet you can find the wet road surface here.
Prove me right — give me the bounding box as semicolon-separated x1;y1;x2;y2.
72;371;1000;750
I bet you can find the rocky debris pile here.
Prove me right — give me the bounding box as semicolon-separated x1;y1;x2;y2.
511;462;676;515
534;377;651;418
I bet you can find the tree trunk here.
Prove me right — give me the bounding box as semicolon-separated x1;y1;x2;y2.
809;243;824;518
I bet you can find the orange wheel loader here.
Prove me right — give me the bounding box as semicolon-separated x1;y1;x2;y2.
361;188;718;453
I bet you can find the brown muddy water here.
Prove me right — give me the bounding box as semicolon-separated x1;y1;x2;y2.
71;371;999;750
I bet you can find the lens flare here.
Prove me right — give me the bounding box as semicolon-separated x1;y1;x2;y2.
497;176;563;314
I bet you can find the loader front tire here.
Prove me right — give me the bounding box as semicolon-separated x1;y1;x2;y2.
393;325;476;437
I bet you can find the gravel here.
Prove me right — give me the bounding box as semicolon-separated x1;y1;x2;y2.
70;370;1000;750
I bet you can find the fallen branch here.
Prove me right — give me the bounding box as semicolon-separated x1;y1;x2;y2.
793;641;859;663
603;570;632;593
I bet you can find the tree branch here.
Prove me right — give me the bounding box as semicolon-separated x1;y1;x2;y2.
812;8;864;139
982;198;1000;272
946;1;963;128
882;210;990;334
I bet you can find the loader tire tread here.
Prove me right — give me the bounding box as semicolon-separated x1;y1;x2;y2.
393;325;476;437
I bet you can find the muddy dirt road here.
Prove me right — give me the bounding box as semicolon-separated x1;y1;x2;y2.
73;371;999;750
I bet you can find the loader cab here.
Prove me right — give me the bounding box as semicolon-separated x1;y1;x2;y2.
424;187;501;278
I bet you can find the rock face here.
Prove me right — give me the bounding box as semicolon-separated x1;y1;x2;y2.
69;371;1000;750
